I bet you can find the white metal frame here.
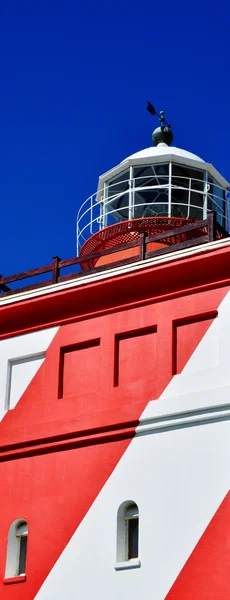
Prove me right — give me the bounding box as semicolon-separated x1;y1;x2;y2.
76;164;229;253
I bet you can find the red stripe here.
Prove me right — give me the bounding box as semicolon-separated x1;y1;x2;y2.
166;492;230;600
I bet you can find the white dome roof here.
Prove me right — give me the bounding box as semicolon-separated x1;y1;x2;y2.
122;144;204;163
98;143;229;191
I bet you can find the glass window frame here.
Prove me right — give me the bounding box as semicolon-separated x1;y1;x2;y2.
103;162;227;225
124;503;139;561
16;522;28;576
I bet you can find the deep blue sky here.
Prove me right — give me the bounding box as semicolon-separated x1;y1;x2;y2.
1;0;230;277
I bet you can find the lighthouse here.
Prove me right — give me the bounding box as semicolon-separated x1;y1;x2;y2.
0;111;229;600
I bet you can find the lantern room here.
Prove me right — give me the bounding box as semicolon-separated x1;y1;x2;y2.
77;117;230;268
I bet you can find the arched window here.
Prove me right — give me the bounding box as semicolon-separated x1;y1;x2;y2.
116;501;140;568
5;519;28;579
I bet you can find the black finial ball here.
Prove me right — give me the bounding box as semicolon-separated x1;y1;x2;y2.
152;126;173;147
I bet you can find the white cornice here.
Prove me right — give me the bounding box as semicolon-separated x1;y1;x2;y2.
136;403;230;436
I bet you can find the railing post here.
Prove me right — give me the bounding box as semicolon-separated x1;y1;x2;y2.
139;232;146;261
168;162;172;217
0;275;11;293
52;256;61;284
207;211;216;242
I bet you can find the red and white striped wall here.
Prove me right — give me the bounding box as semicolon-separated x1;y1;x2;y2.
0;244;229;599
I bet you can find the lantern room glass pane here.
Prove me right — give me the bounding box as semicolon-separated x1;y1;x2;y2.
225;191;230;231
172;164;204;220
133;163;169;187
106;170;130;223
133;163;169;219
107;170;130;199
208;176;225;227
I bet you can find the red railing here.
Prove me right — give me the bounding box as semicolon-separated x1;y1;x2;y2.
0;213;228;297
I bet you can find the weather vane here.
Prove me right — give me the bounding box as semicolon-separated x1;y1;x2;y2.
147;101;171;129
147;101;173;146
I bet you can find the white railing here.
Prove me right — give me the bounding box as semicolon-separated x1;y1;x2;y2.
76;174;229;254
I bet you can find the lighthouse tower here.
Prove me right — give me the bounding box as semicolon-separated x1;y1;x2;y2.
0;112;229;600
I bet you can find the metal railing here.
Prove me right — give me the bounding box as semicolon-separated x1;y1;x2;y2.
0;212;228;297
77;174;229;253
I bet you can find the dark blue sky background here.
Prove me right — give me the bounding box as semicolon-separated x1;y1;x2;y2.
1;0;230;277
